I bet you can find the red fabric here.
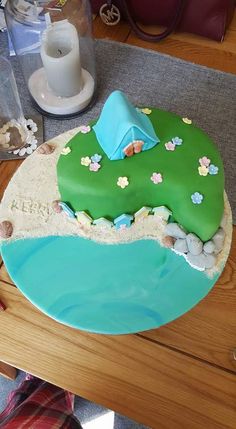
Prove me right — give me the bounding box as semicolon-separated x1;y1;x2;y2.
91;0;235;41
0;375;82;428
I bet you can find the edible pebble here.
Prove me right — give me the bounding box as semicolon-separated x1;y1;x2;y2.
0;221;13;239
203;240;215;254
186;233;203;256
165;223;186;239
186;252;206;270
212;227;225;254
52;200;63;213
203;253;216;269
162;235;175;248
186;252;216;270
37;143;55;155
174;238;188;254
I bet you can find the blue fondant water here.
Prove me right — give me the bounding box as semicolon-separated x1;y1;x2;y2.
0;236;219;334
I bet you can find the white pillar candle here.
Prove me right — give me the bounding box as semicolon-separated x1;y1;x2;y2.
40;20;82;97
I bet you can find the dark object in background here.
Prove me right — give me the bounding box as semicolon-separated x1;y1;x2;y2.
91;0;235;42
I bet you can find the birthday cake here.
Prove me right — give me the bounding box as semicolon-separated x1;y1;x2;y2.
0;91;232;278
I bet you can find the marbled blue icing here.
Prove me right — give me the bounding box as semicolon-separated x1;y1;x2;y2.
1;236;220;334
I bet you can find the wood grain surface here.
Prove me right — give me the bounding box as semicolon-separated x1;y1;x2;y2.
0;12;236;428
0;282;236;429
0;362;17;380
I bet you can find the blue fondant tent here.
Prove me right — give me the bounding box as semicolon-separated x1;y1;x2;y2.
93;90;160;160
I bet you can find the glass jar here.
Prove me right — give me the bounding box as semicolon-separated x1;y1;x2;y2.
0;55;26;152
5;0;96;118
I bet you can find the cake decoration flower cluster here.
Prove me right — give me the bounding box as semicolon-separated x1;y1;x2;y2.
151;172;163;185
117;176;129;189
198;156;218;176
165;136;183;151
191;192;204;205
182;117;192;125
81;154;103;171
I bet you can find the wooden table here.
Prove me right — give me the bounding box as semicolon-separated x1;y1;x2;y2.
1;15;236;429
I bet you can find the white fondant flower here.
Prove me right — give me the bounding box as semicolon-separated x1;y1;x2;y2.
117;176;129;189
81;156;91;166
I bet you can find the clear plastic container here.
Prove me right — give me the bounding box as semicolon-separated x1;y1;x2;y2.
5;0;96;118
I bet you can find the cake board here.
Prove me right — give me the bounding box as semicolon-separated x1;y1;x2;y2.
0;129;232;335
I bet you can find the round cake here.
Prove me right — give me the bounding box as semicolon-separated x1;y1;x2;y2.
0;90;232;333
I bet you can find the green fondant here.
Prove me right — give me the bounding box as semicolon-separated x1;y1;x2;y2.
57;108;224;242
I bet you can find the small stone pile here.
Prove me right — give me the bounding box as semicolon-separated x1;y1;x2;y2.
163;222;225;270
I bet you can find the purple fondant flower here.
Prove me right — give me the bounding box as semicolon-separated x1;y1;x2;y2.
79;125;91;134
89;162;101;172
191;192;204;204
172;137;183;146
199;156;210;167
165;141;175;151
151;172;163;184
209;164;219;175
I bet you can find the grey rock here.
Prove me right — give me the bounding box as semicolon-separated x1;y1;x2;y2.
212;227;225;253
186;233;203;256
174;238;188;254
203;240;215;254
203;253;216;269
187;252;216;270
164;223;186;239
186;252;206;270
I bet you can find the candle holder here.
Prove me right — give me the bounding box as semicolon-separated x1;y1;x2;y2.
5;0;96;118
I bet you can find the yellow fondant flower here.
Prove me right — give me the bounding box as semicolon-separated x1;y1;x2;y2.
141;108;152;115
81;156;91;166
182;117;192;125
198;165;209;176
61;147;71;155
117;176;129;189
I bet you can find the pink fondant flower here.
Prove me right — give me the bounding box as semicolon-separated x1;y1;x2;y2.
165;141;175;151
198;165;209;176
151;172;163;184
117;176;129;189
89;162;101;172
78;125;91;134
199;156;210;167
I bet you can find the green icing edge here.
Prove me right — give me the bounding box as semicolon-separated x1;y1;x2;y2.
57;108;224;242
